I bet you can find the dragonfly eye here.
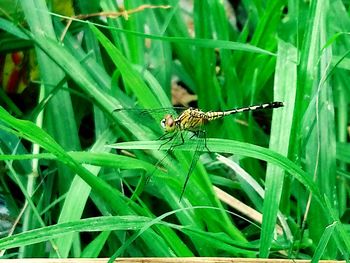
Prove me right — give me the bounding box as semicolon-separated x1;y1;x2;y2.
160;114;175;132
160;118;166;128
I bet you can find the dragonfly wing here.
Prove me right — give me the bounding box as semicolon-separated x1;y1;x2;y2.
147;130;182;182
146;147;173;183
113;107;185;117
129;146;177;201
179;129;206;201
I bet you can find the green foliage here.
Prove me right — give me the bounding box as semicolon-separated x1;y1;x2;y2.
0;0;349;260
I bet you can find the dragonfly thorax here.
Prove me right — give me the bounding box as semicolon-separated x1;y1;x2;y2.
160;114;177;133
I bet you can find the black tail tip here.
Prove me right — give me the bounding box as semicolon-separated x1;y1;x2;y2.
272;101;284;108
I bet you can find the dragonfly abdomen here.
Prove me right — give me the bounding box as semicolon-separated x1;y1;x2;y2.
225;101;284;116
171;102;283;132
205;111;227;121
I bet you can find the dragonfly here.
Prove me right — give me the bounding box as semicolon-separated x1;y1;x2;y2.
115;101;284;200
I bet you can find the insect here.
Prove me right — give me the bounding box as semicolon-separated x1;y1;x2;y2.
154;101;284;200
115;102;284;200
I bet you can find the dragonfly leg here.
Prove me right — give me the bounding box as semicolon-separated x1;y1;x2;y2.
159;138;174;150
179;131;205;201
158;133;176;150
170;132;185;149
189;130;211;152
158;133;171;140
145;148;172;183
201;130;211;153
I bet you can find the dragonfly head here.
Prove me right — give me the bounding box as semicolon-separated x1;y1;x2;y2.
160;114;176;133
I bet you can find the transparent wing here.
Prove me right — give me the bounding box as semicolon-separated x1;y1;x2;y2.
113;107;187;117
143;130;185;190
112;107;187;132
179;129;207;200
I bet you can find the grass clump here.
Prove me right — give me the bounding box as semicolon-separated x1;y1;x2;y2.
0;0;349;260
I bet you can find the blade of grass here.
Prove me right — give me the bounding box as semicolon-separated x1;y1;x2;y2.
81;231;111;258
0;107;186;256
300;0;337;257
259;40;297;257
53;129;116;257
49;12;277;56
0;17;30;40
20;0;81;256
111;138;323;206
0;215;154;250
311;221;337;263
89;24;161;109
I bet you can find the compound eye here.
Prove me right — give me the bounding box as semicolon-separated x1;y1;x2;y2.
160;118;166;128
160;114;175;132
167;118;174;127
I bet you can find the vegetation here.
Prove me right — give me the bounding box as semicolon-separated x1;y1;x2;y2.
0;0;349;260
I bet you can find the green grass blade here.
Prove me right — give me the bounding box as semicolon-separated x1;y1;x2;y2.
0;216;153;250
311;221;337;263
110;138;323;206
259;40;297;257
53;129;116;257
89;24;162;109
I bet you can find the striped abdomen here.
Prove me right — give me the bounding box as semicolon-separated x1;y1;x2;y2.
206;101;284;121
166;102;283;133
